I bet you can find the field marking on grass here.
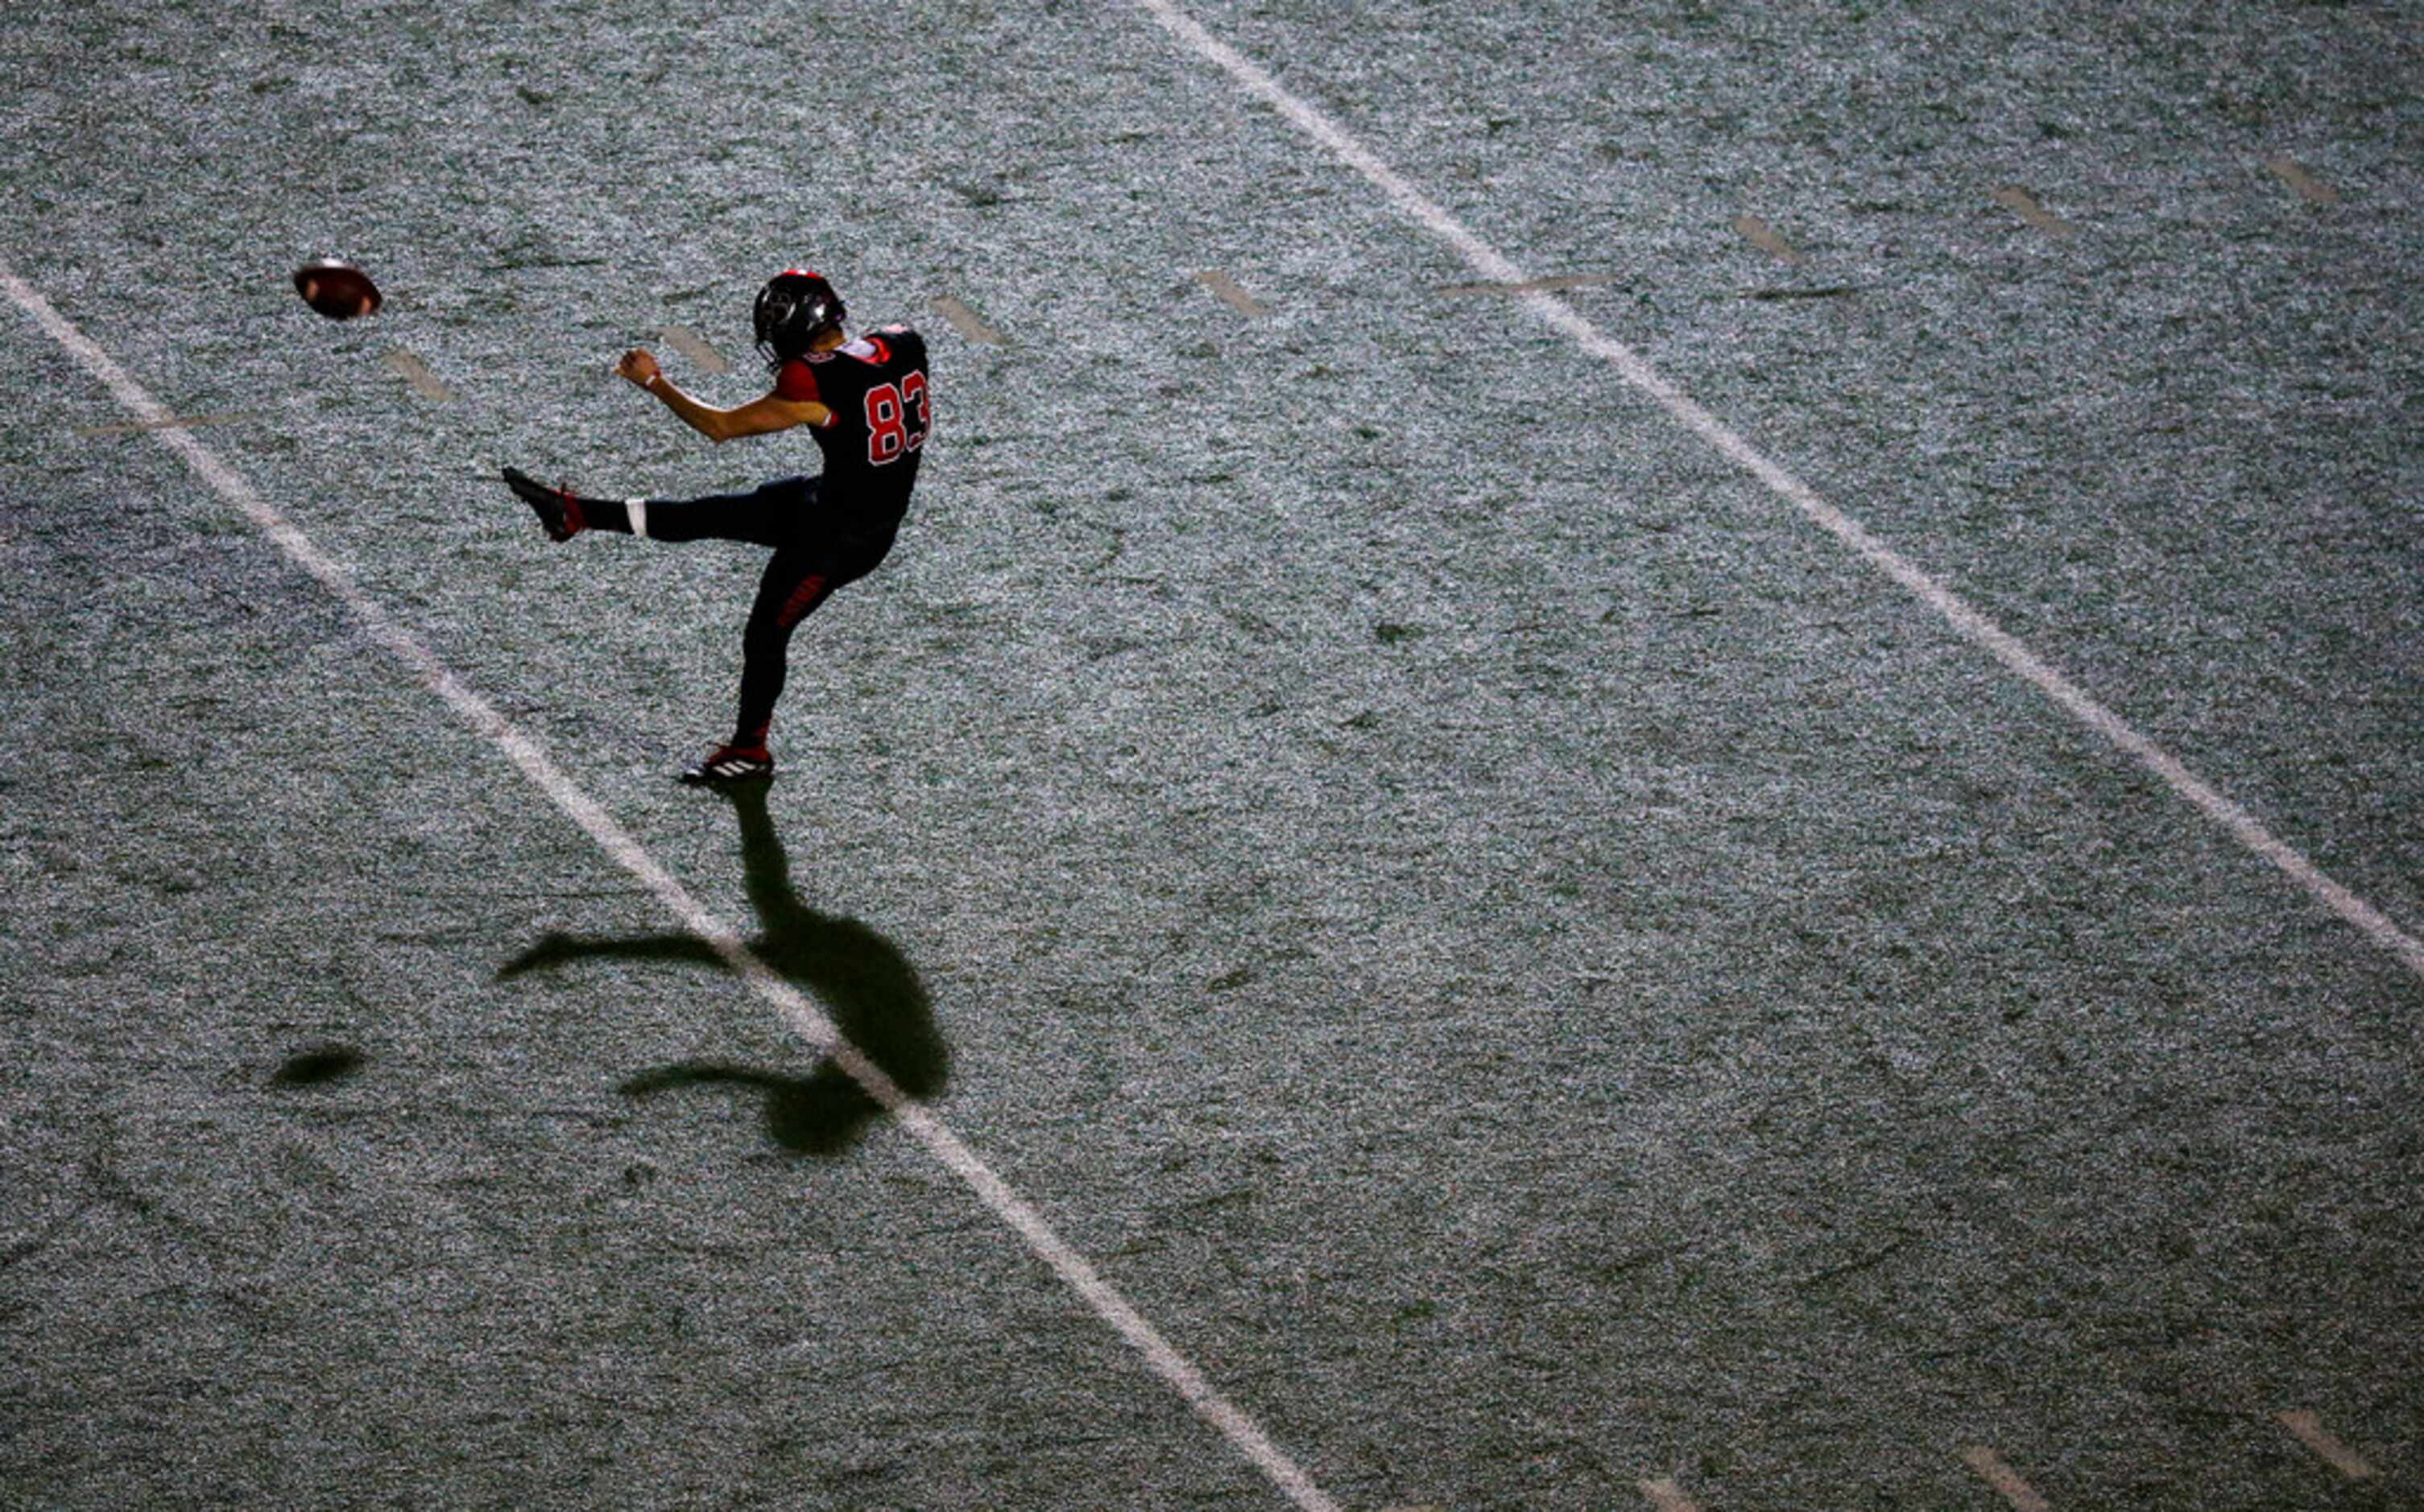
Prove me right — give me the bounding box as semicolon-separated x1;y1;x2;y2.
1196;268;1273;316
1637;1475;1702;1510
382;349;454;401
2264;156;2341;206
931;294;1007;345
1131;0;2424;984
1961;1446;2054;1510
0;260;1341;1512
656;325;732;374
76;407;264;438
1991;184;2077;239
2277;1410;2376;1479
1733;213;1803;262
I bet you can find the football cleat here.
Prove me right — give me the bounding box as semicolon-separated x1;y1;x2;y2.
680;743;776;787
503;466;585;542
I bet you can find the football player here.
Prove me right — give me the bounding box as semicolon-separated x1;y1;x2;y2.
503;270;931;786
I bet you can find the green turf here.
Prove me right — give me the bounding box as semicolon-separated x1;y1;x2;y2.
3;2;2420;1507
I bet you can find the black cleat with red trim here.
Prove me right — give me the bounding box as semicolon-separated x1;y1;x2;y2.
502;465;586;542
680;743;776;787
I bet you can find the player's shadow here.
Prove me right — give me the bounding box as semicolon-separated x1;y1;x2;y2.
498;782;947;1156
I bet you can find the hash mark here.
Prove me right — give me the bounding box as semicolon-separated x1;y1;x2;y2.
1732;213;1803;262
1961;1446;2053;1510
1992;184;2076;239
2265;156;2340;205
1195;269;1272;317
931;295;1007;345
657;325;732;374
1638;1477;1701;1511
2278;1410;2375;1479
383;349;454;401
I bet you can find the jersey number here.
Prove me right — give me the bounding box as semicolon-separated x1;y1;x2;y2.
865;371;930;465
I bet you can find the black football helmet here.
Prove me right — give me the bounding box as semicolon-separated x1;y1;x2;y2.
752;269;846;367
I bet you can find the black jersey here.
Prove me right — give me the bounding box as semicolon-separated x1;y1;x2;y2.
775;324;930;543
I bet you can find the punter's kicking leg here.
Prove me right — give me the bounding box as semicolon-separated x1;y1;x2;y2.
501;468;805;547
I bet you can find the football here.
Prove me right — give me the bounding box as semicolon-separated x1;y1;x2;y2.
292;257;381;320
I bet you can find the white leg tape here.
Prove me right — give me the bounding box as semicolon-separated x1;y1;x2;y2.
628;498;647;538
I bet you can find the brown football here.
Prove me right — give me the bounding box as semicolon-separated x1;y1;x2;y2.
292;258;382;320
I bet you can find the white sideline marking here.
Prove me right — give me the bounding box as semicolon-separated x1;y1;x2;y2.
2278;1410;2376;1479
1131;0;2424;984
0;261;1340;1512
1962;1446;2053;1510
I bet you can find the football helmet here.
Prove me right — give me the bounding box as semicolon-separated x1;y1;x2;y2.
752;269;846;367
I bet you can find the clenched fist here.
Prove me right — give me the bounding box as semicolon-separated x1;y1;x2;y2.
616;348;662;388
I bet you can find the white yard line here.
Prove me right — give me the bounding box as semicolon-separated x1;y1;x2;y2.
1131;0;2424;984
0;260;1340;1512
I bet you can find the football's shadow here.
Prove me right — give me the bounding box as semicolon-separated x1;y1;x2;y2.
498;781;948;1157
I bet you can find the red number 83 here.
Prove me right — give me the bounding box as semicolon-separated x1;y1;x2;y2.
864;371;931;465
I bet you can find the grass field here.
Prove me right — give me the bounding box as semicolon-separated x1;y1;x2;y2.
4;2;2420;1507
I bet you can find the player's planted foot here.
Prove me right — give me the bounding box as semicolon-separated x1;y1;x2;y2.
503;465;586;542
680;743;775;787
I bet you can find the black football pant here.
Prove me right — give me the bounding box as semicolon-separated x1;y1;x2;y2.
599;476;891;750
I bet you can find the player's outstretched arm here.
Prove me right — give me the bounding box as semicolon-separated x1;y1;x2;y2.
616;347;827;444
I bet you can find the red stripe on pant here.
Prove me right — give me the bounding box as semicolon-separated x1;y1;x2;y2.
776;574;829;630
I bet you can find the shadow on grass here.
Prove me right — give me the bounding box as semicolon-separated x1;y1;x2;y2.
270;1043;365;1085
498;781;947;1156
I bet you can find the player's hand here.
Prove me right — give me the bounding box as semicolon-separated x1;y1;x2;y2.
616;348;662;388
